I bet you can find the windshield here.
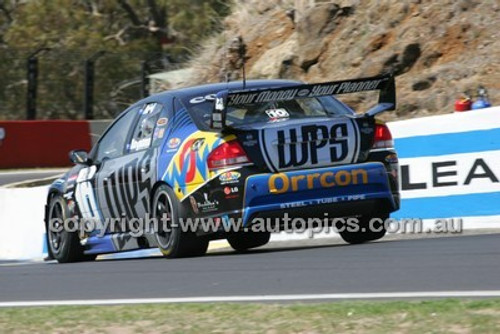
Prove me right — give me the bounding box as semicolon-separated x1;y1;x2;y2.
183;95;354;129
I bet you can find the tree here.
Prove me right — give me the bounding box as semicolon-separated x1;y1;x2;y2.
0;0;231;119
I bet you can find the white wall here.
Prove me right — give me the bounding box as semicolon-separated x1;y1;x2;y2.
0;186;48;260
389;106;500;222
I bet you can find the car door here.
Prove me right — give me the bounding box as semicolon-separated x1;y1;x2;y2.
96;102;168;223
91;106;141;223
117;102;167;220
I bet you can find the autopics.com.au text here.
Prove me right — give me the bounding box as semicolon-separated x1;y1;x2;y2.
48;213;463;238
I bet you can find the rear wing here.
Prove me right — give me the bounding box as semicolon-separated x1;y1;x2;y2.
210;74;395;129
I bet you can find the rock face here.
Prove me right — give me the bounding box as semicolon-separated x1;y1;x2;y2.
187;0;500;121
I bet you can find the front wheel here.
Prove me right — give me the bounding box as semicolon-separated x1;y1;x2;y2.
46;195;96;263
338;213;388;245
152;184;209;258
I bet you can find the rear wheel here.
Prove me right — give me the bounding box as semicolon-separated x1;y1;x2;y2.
227;231;271;252
47;195;96;263
339;212;388;245
153;184;209;258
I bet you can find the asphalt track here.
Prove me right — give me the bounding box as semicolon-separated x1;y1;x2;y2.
0;233;499;304
0;169;66;186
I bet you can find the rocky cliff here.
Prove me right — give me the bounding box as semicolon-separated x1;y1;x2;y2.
187;0;499;121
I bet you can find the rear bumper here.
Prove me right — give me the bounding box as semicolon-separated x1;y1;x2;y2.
241;162;397;225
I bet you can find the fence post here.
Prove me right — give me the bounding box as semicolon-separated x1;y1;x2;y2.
141;60;150;98
84;51;105;120
26;48;51;120
26;57;38;120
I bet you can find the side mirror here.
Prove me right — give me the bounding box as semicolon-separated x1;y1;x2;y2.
0;127;5;141
69;149;91;165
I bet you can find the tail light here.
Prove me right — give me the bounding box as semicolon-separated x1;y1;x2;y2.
207;140;251;170
372;123;394;149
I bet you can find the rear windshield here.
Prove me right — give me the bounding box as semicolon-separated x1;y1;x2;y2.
183;95;354;129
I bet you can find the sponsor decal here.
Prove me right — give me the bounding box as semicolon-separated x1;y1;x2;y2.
279;201;307;209
268;168;369;194
270;122;354;170
317;194;366;204
189;94;216;104
224;186;239;199
227;79;385;106
157;117;168;126
196;193;219;213
265;108;289;119
191;138;205;151
168;137;181;149
154;128;165;139
130;137;151;151
163;131;237;199
219;171;241;184
401;157;499;192
279;194;367;209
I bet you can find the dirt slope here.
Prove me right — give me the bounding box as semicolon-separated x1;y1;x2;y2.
187;0;500;121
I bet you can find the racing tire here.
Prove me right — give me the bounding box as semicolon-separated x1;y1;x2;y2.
46;194;96;263
338;212;388;245
227;231;271;252
153;184;209;258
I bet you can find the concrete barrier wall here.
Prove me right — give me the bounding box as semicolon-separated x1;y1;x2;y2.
389;106;500;223
0;108;499;260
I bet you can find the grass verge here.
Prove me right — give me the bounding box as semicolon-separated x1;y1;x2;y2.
1;299;500;333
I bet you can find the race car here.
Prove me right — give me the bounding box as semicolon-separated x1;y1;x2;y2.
44;74;400;263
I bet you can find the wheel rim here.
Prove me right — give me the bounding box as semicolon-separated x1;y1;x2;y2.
155;191;174;249
48;201;65;253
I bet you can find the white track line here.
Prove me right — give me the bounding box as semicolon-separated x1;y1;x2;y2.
0;169;67;175
2;291;500;307
2;173;64;188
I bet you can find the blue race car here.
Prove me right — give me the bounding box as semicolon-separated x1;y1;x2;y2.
44;74;400;262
